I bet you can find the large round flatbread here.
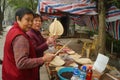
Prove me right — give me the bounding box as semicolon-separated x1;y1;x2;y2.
67;50;75;54
74;58;92;64
50;56;65;66
49;18;64;36
69;53;81;60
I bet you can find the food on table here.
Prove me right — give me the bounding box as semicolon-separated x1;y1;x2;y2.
55;44;63;50
69;53;81;60
62;47;75;54
60;72;73;79
66;50;75;54
64;60;74;66
74;58;93;64
68;62;78;67
50;56;65;66
62;47;71;51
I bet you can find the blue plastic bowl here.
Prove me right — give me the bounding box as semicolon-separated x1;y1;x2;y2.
57;67;80;80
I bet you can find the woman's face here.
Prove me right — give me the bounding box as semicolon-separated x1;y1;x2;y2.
32;17;42;31
17;14;33;32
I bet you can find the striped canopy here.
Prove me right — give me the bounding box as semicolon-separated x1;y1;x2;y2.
106;6;120;40
37;0;97;15
106;6;120;22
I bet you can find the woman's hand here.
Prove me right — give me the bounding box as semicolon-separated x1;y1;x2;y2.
46;36;56;45
42;53;55;62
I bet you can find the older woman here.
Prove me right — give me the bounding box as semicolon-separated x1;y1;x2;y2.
26;14;56;57
26;13;56;80
2;8;55;80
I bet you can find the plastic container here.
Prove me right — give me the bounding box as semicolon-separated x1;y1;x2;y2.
86;66;93;80
58;67;80;80
71;65;81;80
80;66;87;80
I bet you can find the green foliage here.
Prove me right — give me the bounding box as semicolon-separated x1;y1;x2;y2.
92;0;120;9
7;0;38;11
86;30;98;37
107;0;120;8
113;40;120;53
106;33;120;54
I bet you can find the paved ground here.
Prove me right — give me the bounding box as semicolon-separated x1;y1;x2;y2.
0;31;6;80
0;29;82;80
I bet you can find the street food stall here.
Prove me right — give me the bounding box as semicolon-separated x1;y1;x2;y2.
44;41;93;80
41;14;120;80
44;41;120;80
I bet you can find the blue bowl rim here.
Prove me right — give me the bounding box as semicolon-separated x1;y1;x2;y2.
57;67;75;80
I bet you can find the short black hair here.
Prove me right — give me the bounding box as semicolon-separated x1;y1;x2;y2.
34;14;43;22
15;7;34;21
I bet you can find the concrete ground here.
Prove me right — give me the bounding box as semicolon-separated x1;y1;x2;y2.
0;31;6;80
0;30;82;80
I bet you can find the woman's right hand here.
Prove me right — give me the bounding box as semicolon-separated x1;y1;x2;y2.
42;53;55;62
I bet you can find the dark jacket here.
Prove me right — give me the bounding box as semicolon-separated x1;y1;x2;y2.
26;29;48;57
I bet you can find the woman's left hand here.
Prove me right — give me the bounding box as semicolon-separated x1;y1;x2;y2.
46;36;56;45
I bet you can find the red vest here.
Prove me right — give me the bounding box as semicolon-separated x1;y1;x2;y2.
2;22;39;80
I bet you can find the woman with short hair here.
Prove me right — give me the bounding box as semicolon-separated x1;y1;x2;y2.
2;8;55;80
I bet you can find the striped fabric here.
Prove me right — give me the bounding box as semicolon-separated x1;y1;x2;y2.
114;20;120;40
106;6;120;22
106;6;120;40
38;1;120;40
70;15;98;31
91;16;98;30
38;0;97;15
106;20;120;40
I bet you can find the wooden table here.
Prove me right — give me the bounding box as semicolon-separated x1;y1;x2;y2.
45;63;120;80
44;40;120;80
45;63;59;80
79;38;93;58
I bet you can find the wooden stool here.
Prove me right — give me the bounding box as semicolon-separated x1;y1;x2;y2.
81;37;98;58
